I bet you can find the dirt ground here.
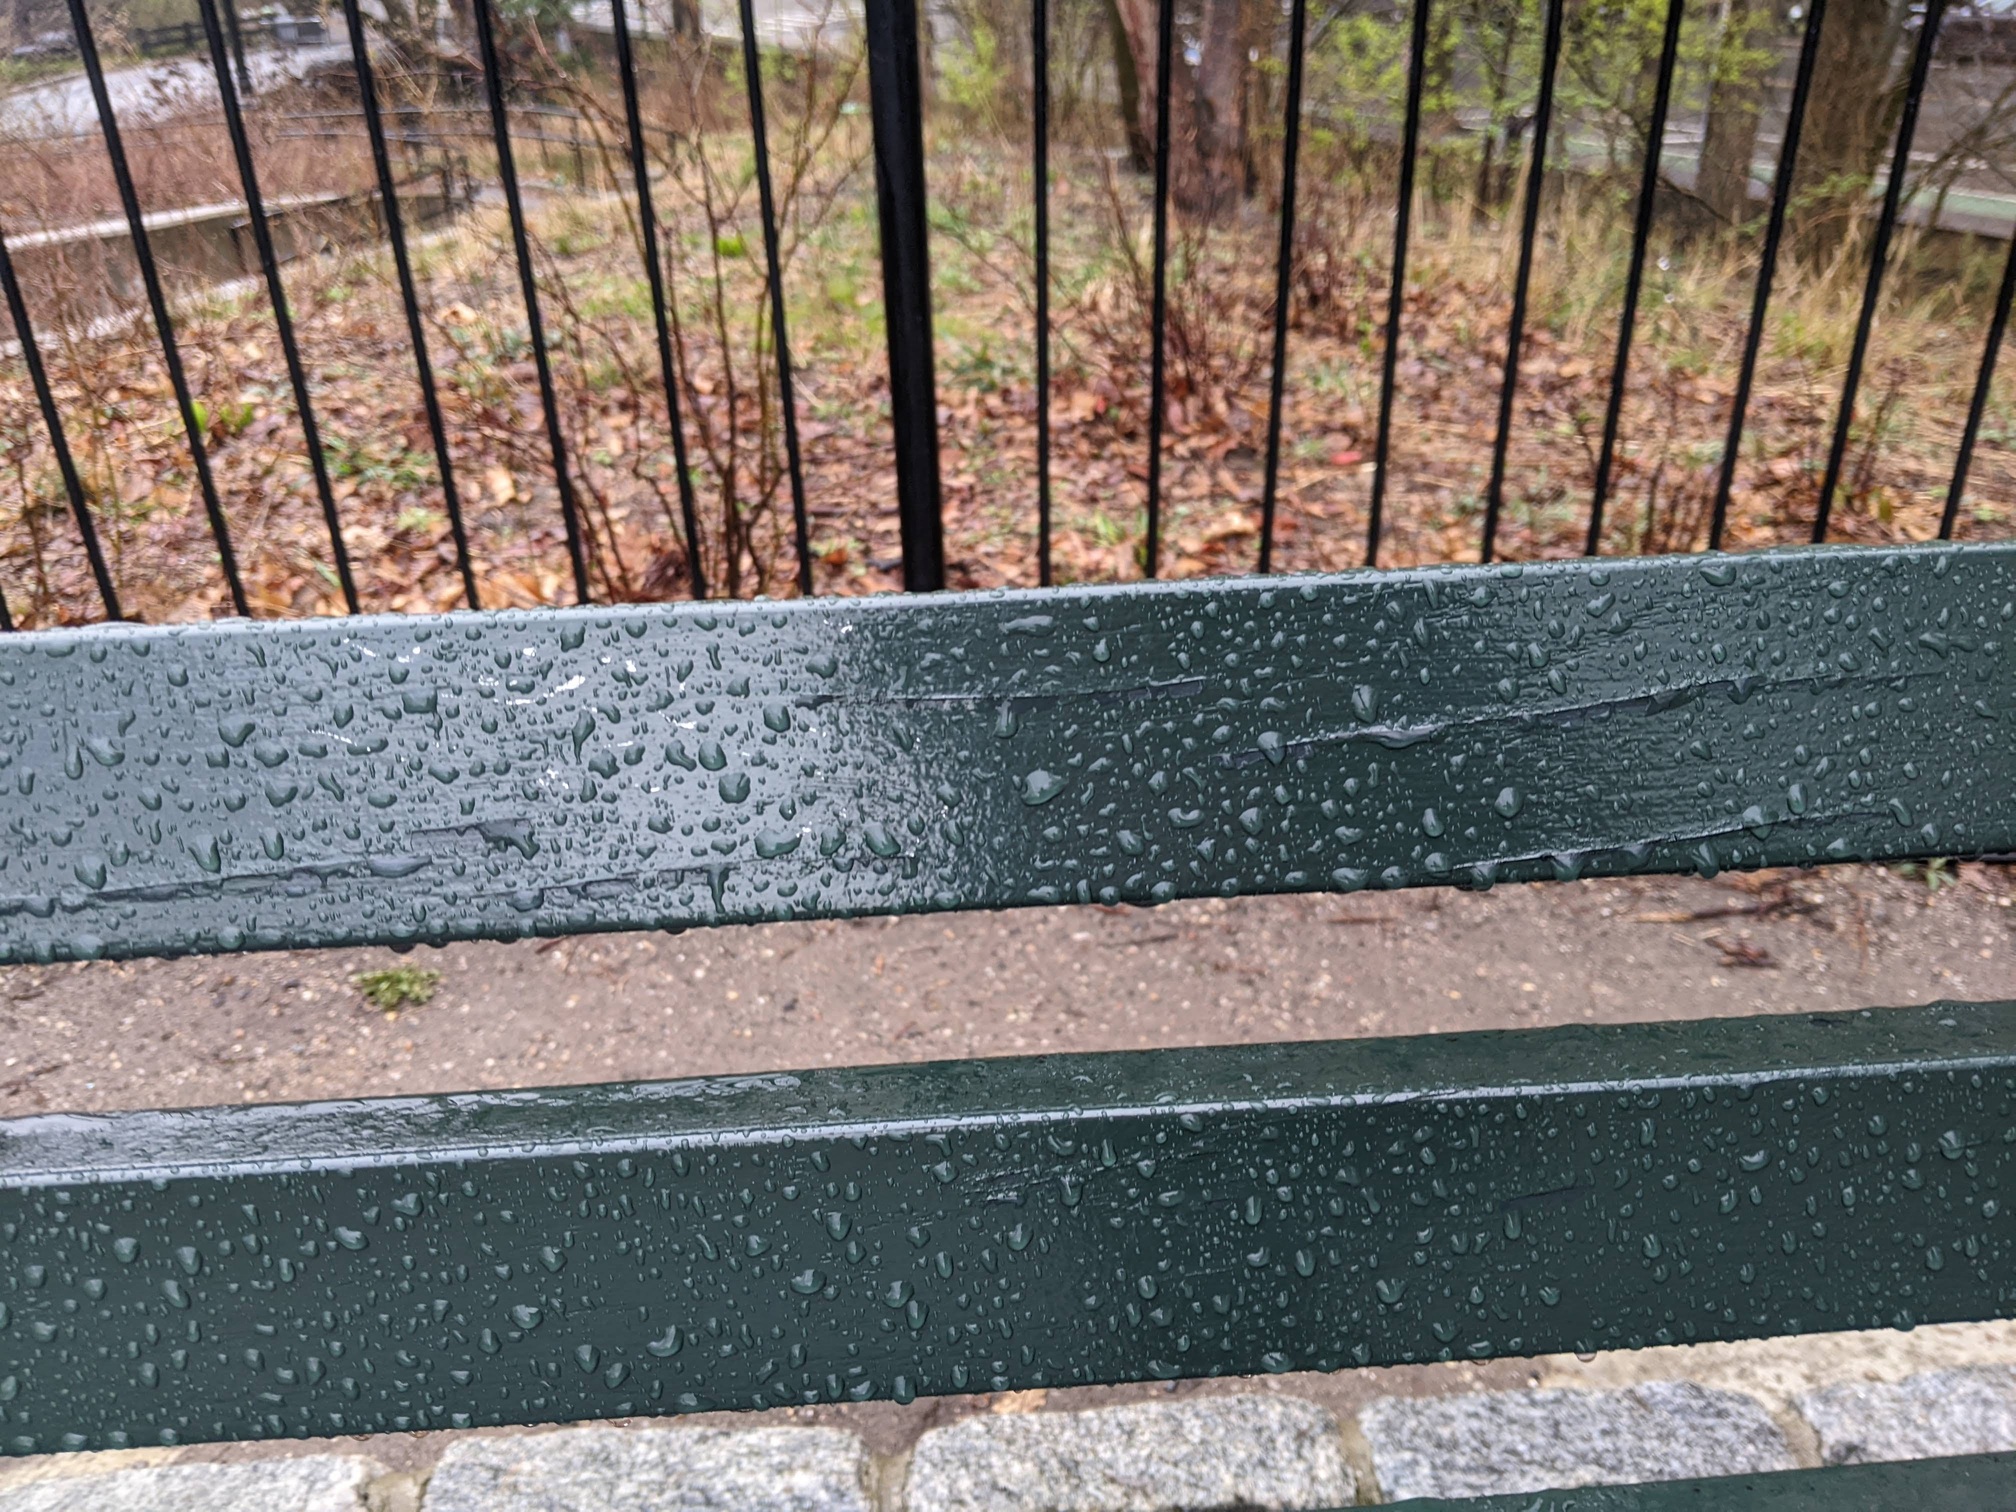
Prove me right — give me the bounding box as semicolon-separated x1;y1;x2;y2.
5;862;2010;1116
3;862;2015;1472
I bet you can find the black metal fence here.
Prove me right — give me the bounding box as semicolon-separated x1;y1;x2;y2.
1;0;2012;630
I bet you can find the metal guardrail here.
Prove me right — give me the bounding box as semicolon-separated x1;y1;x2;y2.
0;0;2011;629
131;12;327;55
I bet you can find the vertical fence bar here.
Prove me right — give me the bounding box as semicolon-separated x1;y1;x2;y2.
471;0;592;603
222;0;252;96
610;0;705;598
0;584;13;631
1586;0;1682;556
1143;0;1175;580
0;223;122;620
1479;0;1563;565
1258;0;1311;576
1033;0;1052;586
197;0;358;613
1811;0;1946;541
865;0;944;592
1711;0;1827;549
1942;233;2016;540
65;0;248;616
339;0;479;609
1367;0;1430;568
737;0;814;595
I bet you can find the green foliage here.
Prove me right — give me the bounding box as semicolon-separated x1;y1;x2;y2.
577;276;655;325
1304;0;1775;198
940;17;1009;125
1555;0;1717;161
1308;11;1422;156
324;437;437;491
0;54;80;88
353;966;441;1013
189;399;256;445
394;506;445;535
1892;858;1959;896
945;336;1018;392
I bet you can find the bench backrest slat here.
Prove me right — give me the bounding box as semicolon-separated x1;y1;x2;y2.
4;543;2011;963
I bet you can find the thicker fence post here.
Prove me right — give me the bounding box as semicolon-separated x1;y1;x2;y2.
864;0;944;592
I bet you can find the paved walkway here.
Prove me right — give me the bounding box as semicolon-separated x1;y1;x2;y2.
0;41;348;138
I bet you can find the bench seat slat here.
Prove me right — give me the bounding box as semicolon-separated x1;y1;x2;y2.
2;542;2011;963
4;1001;2014;1454
1389;1451;2016;1508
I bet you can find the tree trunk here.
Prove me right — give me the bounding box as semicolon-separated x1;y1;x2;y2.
1472;11;1522;217
1793;0;1906;255
1105;0;1151;171
1187;0;1248;211
1698;0;1765;226
1109;0;1252;214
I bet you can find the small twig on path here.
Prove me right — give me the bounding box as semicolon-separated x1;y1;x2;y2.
1633;902;1784;923
1;1061;67;1096
1633;878;1822;925
1708;935;1777;969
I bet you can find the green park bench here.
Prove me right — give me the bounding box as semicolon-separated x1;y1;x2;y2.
3;540;2016;1505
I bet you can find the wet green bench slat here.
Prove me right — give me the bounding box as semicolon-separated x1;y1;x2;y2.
2;542;2011;964
4;1001;2014;1454
1389;1451;2016;1507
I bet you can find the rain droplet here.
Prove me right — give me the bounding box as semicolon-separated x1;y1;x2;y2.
1020;769;1068;806
645;1325;682;1358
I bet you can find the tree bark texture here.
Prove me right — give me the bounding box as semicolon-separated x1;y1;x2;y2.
1109;0;1254;214
1699;0;1766;225
1793;0;1907;254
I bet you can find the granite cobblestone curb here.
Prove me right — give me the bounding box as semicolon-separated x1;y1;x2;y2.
0;1454;386;1512
1797;1365;2016;1466
1358;1380;1796;1502
904;1394;1353;1512
422;1423;873;1512
13;1360;2016;1509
